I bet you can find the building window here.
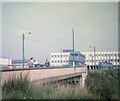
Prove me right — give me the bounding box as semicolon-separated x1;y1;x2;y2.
55;55;56;57
105;54;107;56
52;55;54;57
52;61;54;63
89;54;92;56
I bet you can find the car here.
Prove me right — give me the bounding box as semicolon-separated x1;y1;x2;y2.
34;64;44;67
98;61;114;69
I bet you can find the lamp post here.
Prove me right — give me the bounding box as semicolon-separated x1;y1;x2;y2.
60;48;63;67
22;32;31;68
90;46;96;67
72;29;75;68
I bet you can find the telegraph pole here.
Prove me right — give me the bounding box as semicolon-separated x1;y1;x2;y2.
94;46;96;66
90;46;96;67
72;29;75;68
22;32;31;68
22;33;25;68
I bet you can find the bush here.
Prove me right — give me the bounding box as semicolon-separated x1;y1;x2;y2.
85;69;119;99
2;73;32;99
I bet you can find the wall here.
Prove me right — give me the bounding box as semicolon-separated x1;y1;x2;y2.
1;66;88;87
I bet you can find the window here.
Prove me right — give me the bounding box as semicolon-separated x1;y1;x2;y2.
89;54;92;56
74;54;78;56
51;55;54;57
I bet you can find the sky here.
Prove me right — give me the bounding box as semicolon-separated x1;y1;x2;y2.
2;2;118;63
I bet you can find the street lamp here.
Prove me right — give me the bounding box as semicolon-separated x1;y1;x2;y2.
22;32;31;68
72;29;75;68
60;48;63;67
90;46;96;67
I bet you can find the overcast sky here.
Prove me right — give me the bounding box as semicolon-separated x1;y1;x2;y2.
2;2;118;63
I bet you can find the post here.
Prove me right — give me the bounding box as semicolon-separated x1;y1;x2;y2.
22;32;31;68
72;29;75;68
91;55;93;66
22;33;25;68
60;48;62;67
94;46;96;66
90;46;96;68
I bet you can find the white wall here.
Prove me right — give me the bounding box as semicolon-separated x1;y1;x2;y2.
0;58;12;66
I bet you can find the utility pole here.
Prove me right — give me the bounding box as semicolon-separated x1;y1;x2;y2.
90;46;96;67
72;29;75;68
22;32;31;68
60;48;62;67
22;33;25;68
94;46;96;66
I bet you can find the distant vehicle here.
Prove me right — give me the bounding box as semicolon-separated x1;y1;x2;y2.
98;61;113;69
34;64;44;67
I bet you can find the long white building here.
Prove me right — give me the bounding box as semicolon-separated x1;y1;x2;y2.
81;51;120;68
0;58;12;66
0;58;12;69
50;49;85;67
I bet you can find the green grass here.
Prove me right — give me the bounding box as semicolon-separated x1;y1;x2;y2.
2;73;33;99
31;85;95;99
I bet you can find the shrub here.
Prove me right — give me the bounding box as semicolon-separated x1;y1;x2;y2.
85;69;119;99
